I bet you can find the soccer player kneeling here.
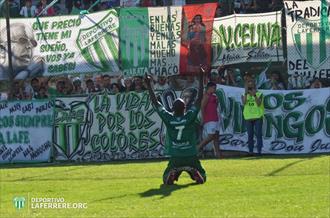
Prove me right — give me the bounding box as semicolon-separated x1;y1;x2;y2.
144;69;206;185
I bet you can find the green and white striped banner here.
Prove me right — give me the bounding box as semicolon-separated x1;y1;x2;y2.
77;10;119;72
119;6;182;76
285;0;330;86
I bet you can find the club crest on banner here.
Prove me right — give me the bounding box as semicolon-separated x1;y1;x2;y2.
292;18;330;69
53;99;92;160
76;10;119;72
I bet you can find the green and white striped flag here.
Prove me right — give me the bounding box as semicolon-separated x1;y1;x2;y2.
285;0;330;88
119;6;182;76
77;10;119;72
288;0;330;69
293;21;330;69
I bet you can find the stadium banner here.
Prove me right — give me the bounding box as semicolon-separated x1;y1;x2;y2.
180;3;218;74
216;85;330;154
53;92;165;161
211;11;283;66
119;6;182;76
0;100;54;163
0;9;120;80
285;0;330;88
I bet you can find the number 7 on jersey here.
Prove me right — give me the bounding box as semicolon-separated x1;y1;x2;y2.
175;125;185;140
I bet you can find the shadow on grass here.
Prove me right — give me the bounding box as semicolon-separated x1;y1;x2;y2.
139;183;198;199
89;183;199;203
266;159;307;176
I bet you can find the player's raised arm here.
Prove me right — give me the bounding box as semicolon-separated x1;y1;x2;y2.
145;73;160;108
195;66;205;109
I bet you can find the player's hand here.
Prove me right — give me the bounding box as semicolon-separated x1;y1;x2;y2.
200;64;206;74
144;73;152;87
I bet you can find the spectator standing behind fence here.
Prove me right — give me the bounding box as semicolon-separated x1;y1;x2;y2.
267;71;285;90
9;81;25;100
119;77;134;92
25;77;40;99
133;76;146;93
110;83;120;94
65;0;74;14
198;82;221;158
20;0;37;17
35;86;48;99
310;79;323;89
94;75;103;91
225;68;244;87
37;0;55;16
102;75;112;92
85;79;98;94
71;0;83;15
72;77;84;94
241;79;264;156
0;0;20;18
154;76;170;91
52;79;66;96
209;70;221;84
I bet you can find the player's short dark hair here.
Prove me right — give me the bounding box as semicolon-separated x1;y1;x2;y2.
172;98;185;114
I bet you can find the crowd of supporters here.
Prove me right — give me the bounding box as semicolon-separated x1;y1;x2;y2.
0;74;200;100
0;0;284;18
0;65;325;101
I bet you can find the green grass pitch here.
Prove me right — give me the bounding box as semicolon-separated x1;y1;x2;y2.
1;155;329;218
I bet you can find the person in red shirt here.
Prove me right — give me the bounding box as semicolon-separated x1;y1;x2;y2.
198;82;221;158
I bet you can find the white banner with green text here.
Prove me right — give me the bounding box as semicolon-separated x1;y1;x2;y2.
0;100;53;163
0;9;119;80
217;85;330;154
212;11;283;66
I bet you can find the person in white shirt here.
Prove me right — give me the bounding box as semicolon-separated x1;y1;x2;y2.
20;0;37;18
